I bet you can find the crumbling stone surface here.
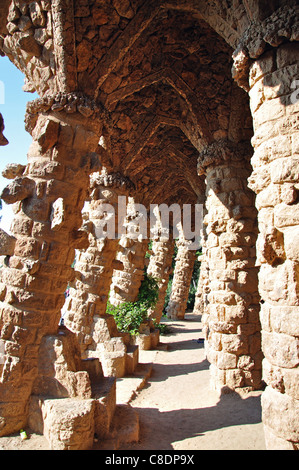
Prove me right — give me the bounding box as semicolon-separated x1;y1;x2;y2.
2;163;26;179
109;235;148;306
0;229;16;256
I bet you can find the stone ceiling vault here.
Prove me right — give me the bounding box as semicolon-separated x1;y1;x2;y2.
71;2;252;207
0;0;255;208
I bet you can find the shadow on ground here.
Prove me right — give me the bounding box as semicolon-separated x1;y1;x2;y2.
120;312;264;450
122;392;262;450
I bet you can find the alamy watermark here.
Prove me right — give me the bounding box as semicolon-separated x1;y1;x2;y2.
91;197;203;251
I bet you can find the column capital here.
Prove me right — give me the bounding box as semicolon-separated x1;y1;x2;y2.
90;170;135;194
232;3;299;91
24;92;109;132
197;139;252;176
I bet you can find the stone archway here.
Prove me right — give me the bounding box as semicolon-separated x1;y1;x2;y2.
0;0;297;450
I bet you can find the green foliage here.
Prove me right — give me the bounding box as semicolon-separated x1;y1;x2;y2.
145;240;153;259
106;300;148;335
153;319;171;335
107;273;159;335
137;271;159;308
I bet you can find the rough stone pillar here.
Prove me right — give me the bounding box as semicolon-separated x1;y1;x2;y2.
243;40;299;449
63;171;134;358
193;203;209;318
147;237;175;323
166;237;197;320
198;140;262;393
0;95;102;436
62;171;140;377
109;235;149;306
193;253;207;316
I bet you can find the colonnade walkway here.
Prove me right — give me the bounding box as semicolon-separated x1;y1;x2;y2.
118;312;266;451
0;312;266;450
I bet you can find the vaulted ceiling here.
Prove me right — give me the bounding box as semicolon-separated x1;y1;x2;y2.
70;1;253;206
2;0;287;207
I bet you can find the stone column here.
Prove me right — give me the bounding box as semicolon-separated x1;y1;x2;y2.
147;237;174;323
243;40;299;449
63;171;134;359
198;140;262;393
166;237;197;320
0;94;102;436
109;235;149;306
193;254;207;316
193;204;209;318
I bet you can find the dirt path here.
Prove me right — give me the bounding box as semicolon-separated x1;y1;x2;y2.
120;312;266;451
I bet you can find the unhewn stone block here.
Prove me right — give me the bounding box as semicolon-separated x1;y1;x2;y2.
262;386;299;443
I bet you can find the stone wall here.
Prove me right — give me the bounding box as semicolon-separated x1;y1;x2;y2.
62;170;140;377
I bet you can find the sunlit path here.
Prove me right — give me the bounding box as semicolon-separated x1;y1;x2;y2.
120;313;265;451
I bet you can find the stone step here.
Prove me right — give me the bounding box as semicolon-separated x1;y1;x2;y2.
125;344;139;374
116;362;153;404
95;404;139;450
28;376;118;450
131;329;160;350
82;357;103;383
92;377;117;439
29;396;95;450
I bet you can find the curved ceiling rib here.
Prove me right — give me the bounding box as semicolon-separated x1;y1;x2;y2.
94;0;161;95
105;67;213;145
93;0;241;99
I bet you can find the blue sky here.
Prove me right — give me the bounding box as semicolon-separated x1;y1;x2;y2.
0;56;38;233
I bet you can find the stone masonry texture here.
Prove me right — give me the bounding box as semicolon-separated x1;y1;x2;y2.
0;0;297;450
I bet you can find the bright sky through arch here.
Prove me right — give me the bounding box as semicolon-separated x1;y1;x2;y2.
0;56;38;233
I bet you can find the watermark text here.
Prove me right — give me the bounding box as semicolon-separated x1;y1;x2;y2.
92;197;203;250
